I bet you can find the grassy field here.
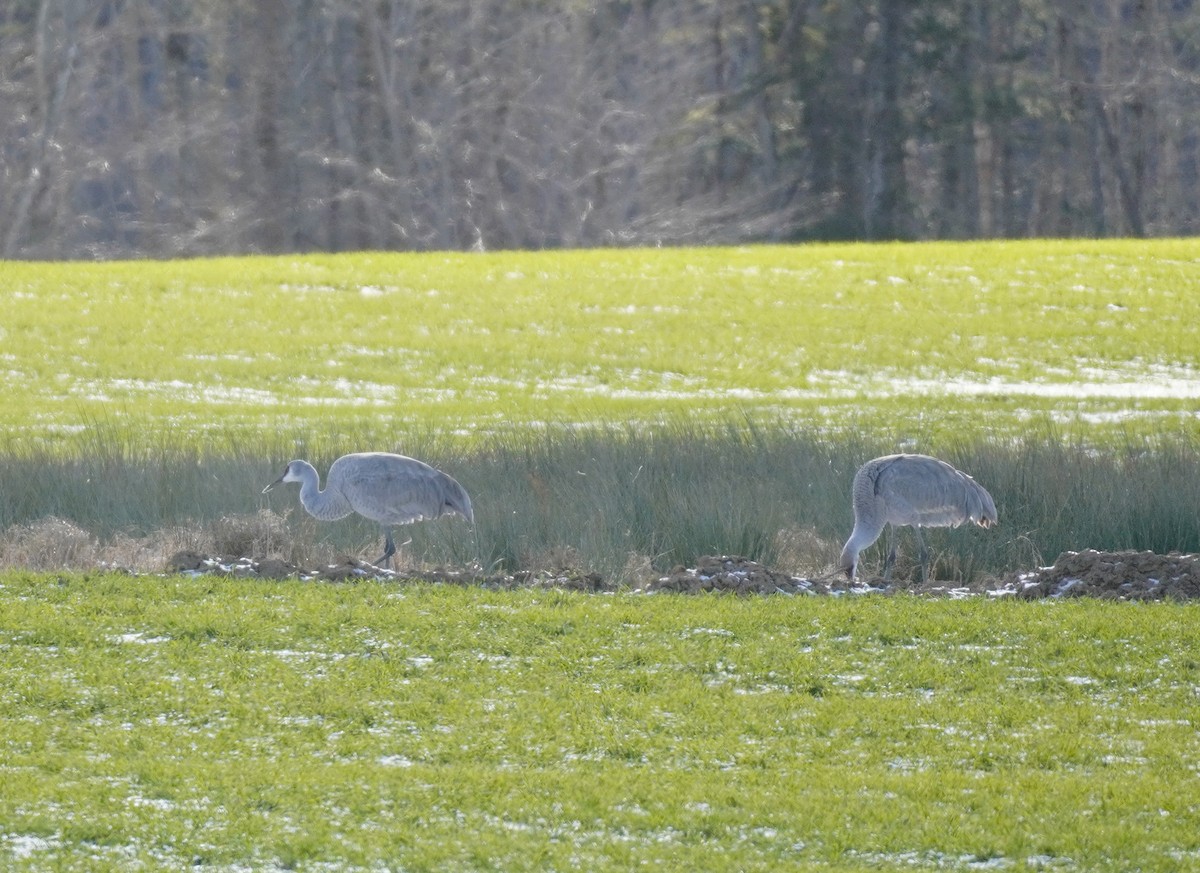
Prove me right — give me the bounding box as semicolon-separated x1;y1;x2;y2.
1;574;1197;872
3;239;1200;448
3;240;1200;579
3;242;1200;870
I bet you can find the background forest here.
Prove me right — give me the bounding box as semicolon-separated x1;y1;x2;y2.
2;0;1199;260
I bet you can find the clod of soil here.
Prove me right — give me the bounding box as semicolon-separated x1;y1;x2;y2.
1003;549;1200;601
165;550;611;590
640;555;822;595
160;549;1200;600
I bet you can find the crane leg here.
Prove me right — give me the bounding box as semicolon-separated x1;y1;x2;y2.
914;527;930;582
882;525;897;580
376;529;396;568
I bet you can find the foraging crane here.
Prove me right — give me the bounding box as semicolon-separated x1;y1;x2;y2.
263;452;474;567
840;453;997;582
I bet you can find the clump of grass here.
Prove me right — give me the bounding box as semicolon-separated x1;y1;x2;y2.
210;509;292;559
771;524;842;575
0;513;290;574
0;517;98;570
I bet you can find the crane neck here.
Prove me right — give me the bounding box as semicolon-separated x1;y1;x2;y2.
295;462;353;521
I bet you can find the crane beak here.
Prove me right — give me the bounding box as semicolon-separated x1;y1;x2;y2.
262;475;284;494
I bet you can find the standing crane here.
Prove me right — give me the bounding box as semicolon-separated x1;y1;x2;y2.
263;452;474;568
840;453;997;582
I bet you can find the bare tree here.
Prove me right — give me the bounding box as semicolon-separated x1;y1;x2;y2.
2;0;82;257
4;0;1200;258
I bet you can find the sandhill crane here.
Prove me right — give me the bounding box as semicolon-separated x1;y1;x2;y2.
840;453;997;582
262;452;474;567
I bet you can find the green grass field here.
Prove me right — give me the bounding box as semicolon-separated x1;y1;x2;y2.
4;239;1200;449
3;241;1200;870
1;575;1198;872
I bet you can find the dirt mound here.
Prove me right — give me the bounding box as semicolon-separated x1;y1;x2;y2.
164;551;833;595
162;548;1200;601
641;555;825;595
165;550;610;590
1003;549;1200;601
165;550;817;594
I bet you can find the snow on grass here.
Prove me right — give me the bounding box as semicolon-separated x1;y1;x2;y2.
4;240;1200;446
2;576;1197;871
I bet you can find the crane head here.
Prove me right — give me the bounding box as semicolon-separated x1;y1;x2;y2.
262;460;301;493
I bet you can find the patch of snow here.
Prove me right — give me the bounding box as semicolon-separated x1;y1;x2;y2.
6;834;61;858
378;755;415;768
682;627;735;638
889;375;1200;400
128;795;176;811
109;632;170;645
1052;577;1085;596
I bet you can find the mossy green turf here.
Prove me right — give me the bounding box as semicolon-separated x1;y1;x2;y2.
1;574;1197;871
3;239;1200;449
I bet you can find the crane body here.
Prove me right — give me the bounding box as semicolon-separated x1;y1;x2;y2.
264;452;473;567
840;453;996;581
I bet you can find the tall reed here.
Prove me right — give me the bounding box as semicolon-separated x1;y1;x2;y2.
1;421;1198;582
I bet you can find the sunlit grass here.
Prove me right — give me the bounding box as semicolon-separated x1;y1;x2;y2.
0;575;1197;871
4;239;1200;449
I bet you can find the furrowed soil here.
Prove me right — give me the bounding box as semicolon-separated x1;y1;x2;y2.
162;548;1200;602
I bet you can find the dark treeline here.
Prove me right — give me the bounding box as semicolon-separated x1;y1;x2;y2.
3;0;1199;259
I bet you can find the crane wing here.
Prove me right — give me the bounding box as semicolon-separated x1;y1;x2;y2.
876;454;997;529
334;453;472;526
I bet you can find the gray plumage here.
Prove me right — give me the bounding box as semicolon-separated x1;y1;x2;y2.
840;453;997;581
263;452;474;567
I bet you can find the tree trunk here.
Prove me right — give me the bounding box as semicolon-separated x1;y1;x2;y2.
3;1;78;257
864;1;910;239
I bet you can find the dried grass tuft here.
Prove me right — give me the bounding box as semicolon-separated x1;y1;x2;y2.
771;525;842;576
102;527;210;573
210;509;290;558
521;545;585;575
620;551;657;586
0;516;100;570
